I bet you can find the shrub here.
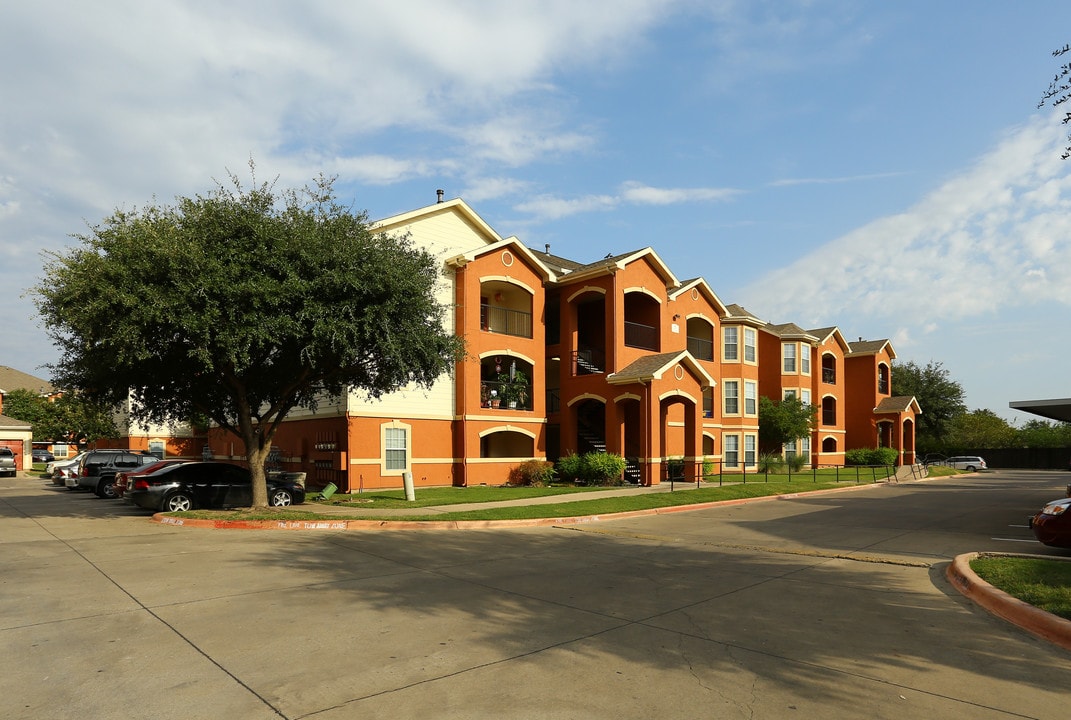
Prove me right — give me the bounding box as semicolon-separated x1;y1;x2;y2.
557;451;626;485
666;457;685;481
702;458;716;480
555;453;583;483
583;452;627;486
845;447;898;466
507;459;556;487
787;453;808;472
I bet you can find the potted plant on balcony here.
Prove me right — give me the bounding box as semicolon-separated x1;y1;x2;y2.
497;370;529;409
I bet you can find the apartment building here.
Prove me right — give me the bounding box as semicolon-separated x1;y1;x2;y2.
121;196;917;490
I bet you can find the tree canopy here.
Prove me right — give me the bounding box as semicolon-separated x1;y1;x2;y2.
1038;43;1071;160
33;169;463;506
890;360;966;451
758;395;817;453
2;389;116;445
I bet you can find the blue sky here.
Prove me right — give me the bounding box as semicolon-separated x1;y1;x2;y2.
2;1;1070;421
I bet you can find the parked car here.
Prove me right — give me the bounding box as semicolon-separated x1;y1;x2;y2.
1030;496;1071;548
0;448;16;477
125;462;306;512
920;453;947;466
32;448;55;464
946;455;987;472
112;460;188;498
50;452;88;486
72;450;161;498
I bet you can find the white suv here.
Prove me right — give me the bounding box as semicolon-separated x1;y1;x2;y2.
946;455;987;472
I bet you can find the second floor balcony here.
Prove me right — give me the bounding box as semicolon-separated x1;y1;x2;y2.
481;303;533;339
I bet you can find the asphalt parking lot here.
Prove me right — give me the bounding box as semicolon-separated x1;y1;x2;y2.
2;469;1070;719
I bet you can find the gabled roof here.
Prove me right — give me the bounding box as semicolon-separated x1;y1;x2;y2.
0;366;57;395
847;339;897;359
552;247;680;288
722;304;768;327
445;236;555;282
670;278;729;317
763;322;818;342
875;396;921;414
607;351;715;388
372;197;503;245
808;326;852;352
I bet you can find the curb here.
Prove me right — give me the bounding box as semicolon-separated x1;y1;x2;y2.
151;478;888;531
947;552;1071;652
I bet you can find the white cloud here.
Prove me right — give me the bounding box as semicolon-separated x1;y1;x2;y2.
619;181;742;205
737;116;1071;329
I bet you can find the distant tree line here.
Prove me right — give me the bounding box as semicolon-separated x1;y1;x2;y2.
1;388;117;446
892;360;1071;453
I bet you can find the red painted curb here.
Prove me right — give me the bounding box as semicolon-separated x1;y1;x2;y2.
947;552;1071;652
151;479;887;531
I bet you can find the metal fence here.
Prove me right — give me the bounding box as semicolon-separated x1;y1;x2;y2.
658;459;896;489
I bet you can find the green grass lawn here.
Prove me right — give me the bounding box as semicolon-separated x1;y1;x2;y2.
172;477;877;522
970;555;1071;621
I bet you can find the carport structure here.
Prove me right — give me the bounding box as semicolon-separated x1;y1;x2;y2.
1009;398;1071;423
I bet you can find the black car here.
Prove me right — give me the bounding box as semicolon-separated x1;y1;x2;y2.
125;462;305;512
32;448;55;464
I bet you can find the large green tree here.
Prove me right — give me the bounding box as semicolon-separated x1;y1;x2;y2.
758;395;817;454
1038;42;1071;160
1;389;116;445
947;409;1017;449
34;170;463;507
891;360;966;450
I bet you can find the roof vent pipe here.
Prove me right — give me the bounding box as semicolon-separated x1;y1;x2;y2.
545;244;550;254
436;189;444;203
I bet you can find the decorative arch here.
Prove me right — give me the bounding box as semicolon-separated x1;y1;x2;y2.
479;425;537;439
479;275;536;295
567;393;608;407
567;285;607;303
623;287;663;303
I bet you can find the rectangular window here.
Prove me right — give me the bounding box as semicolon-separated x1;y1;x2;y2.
385;427;408;470
801;437;811;458
724;435;739;468
723;381;739;415
784;439;797;456
783;343;797;373
801;389;811;406
784;389;797;401
801;348;810;374
723;327;738;361
744;381;757;415
744;435;756;466
744;328;756;362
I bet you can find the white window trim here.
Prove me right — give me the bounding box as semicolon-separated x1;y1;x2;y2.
723;326;739;362
723;380;740;416
380;420;412;476
744;380;757;416
743;327;757;364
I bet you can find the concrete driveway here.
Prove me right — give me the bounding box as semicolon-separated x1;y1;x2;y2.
1;470;1069;719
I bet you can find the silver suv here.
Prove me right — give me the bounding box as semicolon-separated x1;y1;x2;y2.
947;455;987;472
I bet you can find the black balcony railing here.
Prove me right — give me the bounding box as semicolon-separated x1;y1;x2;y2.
480;304;533;338
624;321;658;350
546;389;560;414
687;336;714;361
573;347;605;375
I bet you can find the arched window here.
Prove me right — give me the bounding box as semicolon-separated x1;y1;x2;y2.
822;437;837;453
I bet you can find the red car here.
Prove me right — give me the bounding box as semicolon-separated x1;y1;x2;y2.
1030;494;1071;548
112;460;187;498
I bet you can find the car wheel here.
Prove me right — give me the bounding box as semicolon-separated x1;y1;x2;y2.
96;479;117;499
269;489;293;507
165;493;194;512
965;465;976;472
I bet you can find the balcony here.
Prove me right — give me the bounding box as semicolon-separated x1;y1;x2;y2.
480;380;533;411
573;347;605;375
481;304;532;338
687;336;714;361
624;321;658;350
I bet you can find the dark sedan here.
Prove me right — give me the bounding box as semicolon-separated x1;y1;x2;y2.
125;462;305;512
1030;496;1071;548
33;448;55;463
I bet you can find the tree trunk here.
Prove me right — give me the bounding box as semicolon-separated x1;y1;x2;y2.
243;431;273;508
